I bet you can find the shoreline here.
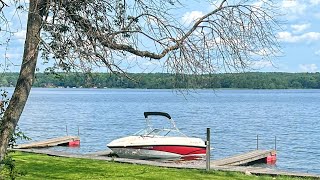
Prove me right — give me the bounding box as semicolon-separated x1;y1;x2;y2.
11;148;320;179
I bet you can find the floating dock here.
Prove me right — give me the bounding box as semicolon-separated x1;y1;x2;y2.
15;136;80;149
212;149;276;166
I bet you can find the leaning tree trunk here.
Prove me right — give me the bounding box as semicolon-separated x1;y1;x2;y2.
0;0;44;161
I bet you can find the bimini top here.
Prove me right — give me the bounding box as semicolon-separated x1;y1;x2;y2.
144;112;171;119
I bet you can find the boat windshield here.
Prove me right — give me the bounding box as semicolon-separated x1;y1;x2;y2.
134;128;186;137
133;112;187;137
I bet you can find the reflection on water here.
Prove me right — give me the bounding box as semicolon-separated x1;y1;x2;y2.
8;88;320;174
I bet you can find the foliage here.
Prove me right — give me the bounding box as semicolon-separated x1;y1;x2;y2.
0;90;28;179
1;72;320;89
11;151;308;180
0;155;26;180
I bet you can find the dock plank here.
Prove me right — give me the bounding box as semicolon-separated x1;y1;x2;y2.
212;150;276;166
15;136;80;149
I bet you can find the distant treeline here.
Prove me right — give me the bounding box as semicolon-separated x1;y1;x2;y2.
1;72;320;89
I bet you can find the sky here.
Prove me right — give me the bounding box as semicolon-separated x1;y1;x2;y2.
1;0;320;73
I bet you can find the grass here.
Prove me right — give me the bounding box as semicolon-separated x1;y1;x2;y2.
3;151;312;180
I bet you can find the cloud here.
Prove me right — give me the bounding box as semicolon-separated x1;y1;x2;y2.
310;0;320;5
315;50;320;56
280;0;307;19
252;0;264;8
14;30;26;40
277;32;294;42
291;23;310;33
277;31;320;43
299;64;318;72
182;11;204;25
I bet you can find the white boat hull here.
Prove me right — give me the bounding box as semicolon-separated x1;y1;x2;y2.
108;136;206;159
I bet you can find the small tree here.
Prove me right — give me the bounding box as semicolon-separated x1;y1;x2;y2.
0;0;280;160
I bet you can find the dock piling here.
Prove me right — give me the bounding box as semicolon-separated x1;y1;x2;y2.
206;128;210;171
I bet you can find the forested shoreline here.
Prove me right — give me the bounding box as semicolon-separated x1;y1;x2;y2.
1;72;320;89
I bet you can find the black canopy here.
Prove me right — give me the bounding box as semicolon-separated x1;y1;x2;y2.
143;112;171;119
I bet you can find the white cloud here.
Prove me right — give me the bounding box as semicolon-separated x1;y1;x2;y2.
14;30;26;40
310;0;320;5
252;1;264;8
277;31;320;43
299;64;318;72
280;0;307;19
277;32;293;41
315;50;320;56
182;11;204;25
291;23;310;33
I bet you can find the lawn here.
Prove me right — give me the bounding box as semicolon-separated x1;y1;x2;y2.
2;152;311;180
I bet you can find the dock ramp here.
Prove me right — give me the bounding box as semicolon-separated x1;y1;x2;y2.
212;149;276;166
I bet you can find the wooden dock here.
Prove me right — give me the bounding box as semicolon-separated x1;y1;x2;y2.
212;149;276;166
15;136;80;149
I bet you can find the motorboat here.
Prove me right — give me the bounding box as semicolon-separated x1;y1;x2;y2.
107;112;206;159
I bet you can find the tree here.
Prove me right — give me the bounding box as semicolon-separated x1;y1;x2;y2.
0;0;280;161
0;0;47;162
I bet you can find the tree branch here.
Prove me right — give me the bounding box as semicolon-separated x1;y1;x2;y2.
0;0;8;12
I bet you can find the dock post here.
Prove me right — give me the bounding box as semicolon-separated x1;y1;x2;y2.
206;128;210;171
256;135;259;150
77;126;80;136
66;125;68;135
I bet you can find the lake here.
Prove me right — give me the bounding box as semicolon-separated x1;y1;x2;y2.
7;88;320;174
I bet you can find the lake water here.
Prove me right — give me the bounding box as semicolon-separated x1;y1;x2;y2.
7;88;320;174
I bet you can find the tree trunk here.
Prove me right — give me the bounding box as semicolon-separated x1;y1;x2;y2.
0;0;43;161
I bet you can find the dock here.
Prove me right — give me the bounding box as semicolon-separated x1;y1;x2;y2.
15;136;80;149
212;149;276;166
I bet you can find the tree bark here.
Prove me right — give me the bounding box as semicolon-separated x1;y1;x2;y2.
0;0;43;161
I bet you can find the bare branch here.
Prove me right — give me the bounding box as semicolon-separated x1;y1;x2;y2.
0;0;8;12
38;0;280;77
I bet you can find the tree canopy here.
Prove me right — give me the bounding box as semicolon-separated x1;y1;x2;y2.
34;0;280;75
2;72;319;89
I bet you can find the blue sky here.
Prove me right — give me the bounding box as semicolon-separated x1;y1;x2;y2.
1;0;320;73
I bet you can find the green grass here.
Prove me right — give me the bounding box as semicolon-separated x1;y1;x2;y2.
4;152;311;180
